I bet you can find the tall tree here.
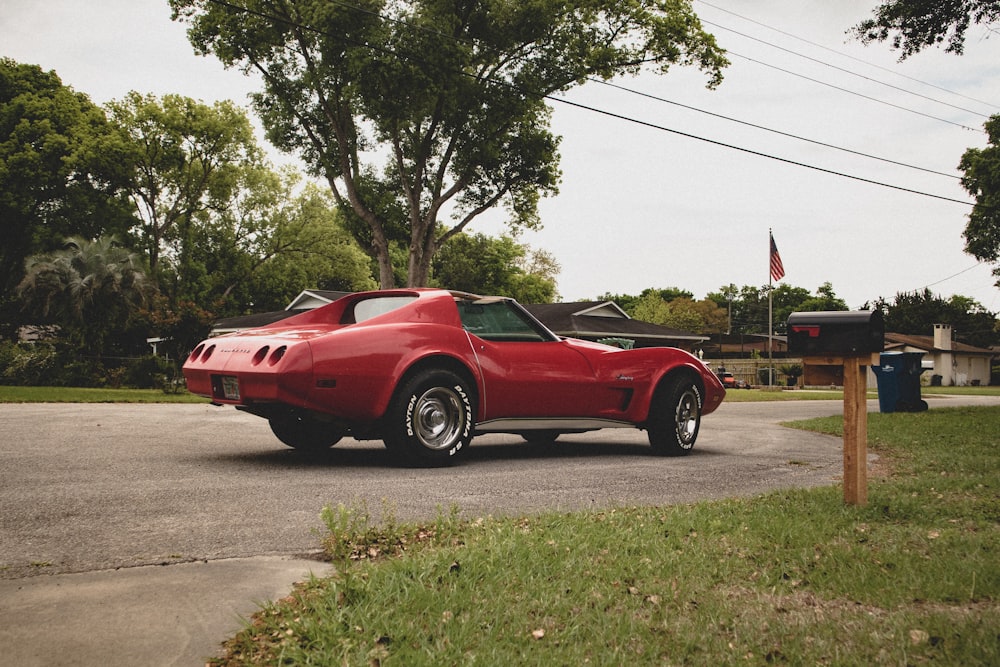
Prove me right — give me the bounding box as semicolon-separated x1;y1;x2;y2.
851;0;1000;58
431;232;559;302
16;236;154;354
866;289;998;348
960;115;1000;286
170;0;728;288
184;172;377;314
105;92;262;286
629;292;725;334
852;4;1000;291
0;59;132;316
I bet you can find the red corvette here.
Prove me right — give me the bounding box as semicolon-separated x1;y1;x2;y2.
183;289;725;465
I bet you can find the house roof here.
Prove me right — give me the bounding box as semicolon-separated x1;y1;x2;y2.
286;290;353;310
208;293;705;346
884;332;994;356
523;302;707;345
212;310;303;334
212;290;353;334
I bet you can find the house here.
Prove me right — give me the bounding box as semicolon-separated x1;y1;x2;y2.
209;291;706;349
884;324;993;386
800;323;994;388
522;301;707;350
210;290;351;336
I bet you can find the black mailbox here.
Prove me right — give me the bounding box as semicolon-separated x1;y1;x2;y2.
786;310;884;355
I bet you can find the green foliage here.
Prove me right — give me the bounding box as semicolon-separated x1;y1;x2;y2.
0;341;58;386
599;286;693;313
431;232;558;302
170;0;728;287
852;0;1000;58
320;500;463;564
960;114;1000;284
16;235;155;355
0;58;133;311
105;92;263;283
607;288;726;333
0;341;105;387
182;174;376;314
865;288;999;348
703;282;850;335
778;363;803;378
0;385;208;402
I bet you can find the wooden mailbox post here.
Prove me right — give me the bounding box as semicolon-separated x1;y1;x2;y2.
787;311;885;507
800;354;878;506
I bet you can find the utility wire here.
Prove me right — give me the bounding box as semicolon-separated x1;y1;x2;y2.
727;50;984;133
922;260;988;290
702;18;991;120
695;0;1000;112
592;78;962;180
548;93;975;207
200;0;979;207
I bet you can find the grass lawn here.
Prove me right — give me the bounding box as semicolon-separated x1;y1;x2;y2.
0;385;208;403
210;405;1000;666
722;385;1000;402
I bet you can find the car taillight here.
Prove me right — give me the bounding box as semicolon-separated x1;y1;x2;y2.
252;346;270;366
268;346;287;365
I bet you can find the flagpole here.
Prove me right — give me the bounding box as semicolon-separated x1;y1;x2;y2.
767;230;785;387
768;228;773;387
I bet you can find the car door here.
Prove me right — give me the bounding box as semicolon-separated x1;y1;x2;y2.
471;338;600;418
457;298;598;419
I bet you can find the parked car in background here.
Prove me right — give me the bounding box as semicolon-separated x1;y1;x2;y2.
717;370;750;389
183;289;726;466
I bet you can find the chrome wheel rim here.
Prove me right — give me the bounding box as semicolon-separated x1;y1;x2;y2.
413;387;465;451
674;389;699;447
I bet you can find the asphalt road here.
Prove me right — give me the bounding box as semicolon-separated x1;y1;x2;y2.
0;397;937;579
2;395;998;666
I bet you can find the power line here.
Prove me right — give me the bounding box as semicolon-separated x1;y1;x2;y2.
702;18;992;122
548;93;975;207
727;50;984;133
922;261;988;290
696;0;1000;113
593;78;962;180
695;0;1000;112
198;0;979;207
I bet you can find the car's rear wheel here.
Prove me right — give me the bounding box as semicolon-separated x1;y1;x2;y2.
384;369;474;466
647;375;701;456
269;415;343;452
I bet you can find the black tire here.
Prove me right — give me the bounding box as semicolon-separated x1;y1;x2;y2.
269;416;343;452
647;375;702;456
383;369;474;466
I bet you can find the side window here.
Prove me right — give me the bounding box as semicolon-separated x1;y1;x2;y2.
457;300;550;342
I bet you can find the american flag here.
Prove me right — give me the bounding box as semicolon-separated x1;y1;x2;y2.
769;233;785;282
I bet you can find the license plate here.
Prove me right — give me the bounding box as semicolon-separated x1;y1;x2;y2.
221;376;240;400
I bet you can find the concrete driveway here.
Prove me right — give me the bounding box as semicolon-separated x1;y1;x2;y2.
1;395;996;665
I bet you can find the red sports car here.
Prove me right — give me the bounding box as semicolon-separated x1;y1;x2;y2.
183;289;726;465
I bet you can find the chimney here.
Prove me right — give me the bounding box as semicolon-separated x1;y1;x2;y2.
933;324;952;350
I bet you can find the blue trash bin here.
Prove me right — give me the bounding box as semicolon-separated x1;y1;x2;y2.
872;352;928;413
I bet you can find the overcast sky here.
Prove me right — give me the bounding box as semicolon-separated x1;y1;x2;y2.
3;0;999;312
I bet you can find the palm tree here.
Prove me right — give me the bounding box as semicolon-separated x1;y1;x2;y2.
17;236;154;354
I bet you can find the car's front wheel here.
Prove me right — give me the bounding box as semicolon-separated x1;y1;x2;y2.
647;375;701;456
384;369;474;466
269;415;343;452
